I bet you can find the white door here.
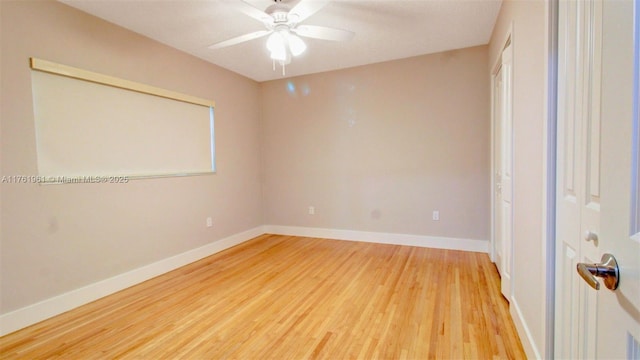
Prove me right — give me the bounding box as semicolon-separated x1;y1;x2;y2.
493;63;504;280
493;39;514;301
556;0;640;358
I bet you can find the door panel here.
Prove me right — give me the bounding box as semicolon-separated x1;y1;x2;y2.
556;0;640;358
492;39;514;302
500;41;514;300
558;244;578;358
556;0;589;356
580;0;602;267
596;0;640;357
493;66;504;272
579;2;602;357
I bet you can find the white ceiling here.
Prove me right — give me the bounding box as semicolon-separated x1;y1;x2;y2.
59;0;502;82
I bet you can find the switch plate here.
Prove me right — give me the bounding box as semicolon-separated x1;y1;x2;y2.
308;206;315;215
432;211;439;221
206;217;213;227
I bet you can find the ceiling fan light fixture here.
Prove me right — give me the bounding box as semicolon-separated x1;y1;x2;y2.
287;33;307;56
266;31;285;55
267;28;305;64
270;49;288;62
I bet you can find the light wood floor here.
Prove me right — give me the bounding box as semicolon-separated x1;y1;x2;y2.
1;234;525;359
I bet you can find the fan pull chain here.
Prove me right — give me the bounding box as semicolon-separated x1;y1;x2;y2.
270;59;286;76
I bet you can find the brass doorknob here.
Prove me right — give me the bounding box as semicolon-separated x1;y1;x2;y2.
576;253;619;291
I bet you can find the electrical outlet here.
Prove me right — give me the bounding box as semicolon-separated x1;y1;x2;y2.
308;206;315;215
206;217;213;227
432;211;440;221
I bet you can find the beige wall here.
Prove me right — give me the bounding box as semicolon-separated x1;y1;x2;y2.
261;46;490;241
489;0;548;357
0;1;263;313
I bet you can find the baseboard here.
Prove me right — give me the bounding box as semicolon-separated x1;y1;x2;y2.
264;225;489;253
511;296;542;359
0;226;265;336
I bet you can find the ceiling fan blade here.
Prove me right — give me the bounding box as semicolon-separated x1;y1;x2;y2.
229;0;273;24
288;0;328;23
208;30;271;50
293;25;354;41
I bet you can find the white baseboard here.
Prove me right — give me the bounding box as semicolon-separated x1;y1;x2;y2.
264;225;489;253
511;296;542;359
0;226;265;336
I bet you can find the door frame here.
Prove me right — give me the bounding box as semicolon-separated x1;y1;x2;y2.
632;0;640;240
544;0;559;358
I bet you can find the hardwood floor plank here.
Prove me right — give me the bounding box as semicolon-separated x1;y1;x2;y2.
1;235;526;359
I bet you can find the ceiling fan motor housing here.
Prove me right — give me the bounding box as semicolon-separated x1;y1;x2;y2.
266;1;296;25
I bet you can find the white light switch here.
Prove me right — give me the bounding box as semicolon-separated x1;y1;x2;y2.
206;217;213;227
432;211;439;221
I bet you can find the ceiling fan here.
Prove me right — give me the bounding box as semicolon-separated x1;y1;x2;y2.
209;0;354;75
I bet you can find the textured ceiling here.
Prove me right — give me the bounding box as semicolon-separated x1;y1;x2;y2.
59;0;502;82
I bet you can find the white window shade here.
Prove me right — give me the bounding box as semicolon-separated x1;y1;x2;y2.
30;58;215;182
